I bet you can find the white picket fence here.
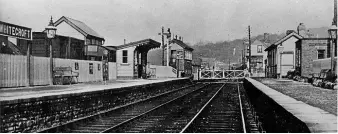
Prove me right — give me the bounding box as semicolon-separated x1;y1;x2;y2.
0;54;117;88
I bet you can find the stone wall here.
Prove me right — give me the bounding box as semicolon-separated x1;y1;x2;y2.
0;79;192;133
243;79;310;133
299;39;329;77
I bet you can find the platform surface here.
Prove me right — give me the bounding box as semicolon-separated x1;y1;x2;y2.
0;78;187;101
246;78;337;133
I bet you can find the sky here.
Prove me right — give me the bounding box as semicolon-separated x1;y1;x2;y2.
0;0;334;45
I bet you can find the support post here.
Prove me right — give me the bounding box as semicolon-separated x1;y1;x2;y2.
50;39;53;85
280;52;282;79
166;38;170;66
330;39;334;74
26;41;31;87
177;58;179;78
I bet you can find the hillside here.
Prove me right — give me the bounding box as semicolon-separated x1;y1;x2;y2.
148;26;328;66
148;32;285;65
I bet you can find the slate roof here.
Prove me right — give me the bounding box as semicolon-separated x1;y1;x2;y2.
116;39;161;50
54;16;104;40
170;39;194;51
265;32;302;51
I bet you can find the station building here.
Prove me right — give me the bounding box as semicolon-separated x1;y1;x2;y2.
245;40;269;77
169;38;194;77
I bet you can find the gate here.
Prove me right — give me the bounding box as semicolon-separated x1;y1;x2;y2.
199;70;249;79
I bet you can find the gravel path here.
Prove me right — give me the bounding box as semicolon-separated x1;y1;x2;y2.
254;78;337;116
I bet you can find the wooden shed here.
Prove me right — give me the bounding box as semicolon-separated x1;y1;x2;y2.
115;39;161;79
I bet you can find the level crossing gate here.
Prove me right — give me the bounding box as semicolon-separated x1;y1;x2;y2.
199;70;250;80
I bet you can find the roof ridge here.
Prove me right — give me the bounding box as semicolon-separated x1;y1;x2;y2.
54;16;104;39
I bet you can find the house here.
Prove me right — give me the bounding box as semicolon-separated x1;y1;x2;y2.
265;31;302;78
169;38;194;77
265;23;334;78
246;40;269;77
115;39;161;79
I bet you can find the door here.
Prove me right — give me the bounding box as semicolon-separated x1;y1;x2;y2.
102;57;109;81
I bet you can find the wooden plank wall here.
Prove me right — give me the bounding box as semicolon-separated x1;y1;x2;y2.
55;58;104;82
1;53;118;88
0;54;28;87
30;56;50;86
108;62;117;80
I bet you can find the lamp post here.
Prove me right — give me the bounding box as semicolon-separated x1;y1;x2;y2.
278;46;284;79
46;16;57;85
328;25;337;75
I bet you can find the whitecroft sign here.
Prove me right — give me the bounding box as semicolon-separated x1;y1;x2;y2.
0;21;32;40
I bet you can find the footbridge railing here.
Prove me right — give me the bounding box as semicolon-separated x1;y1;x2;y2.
199;70;250;79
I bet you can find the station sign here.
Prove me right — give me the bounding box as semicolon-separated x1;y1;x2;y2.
0;21;32;40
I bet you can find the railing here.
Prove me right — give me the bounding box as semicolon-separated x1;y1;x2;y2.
199;70;249;79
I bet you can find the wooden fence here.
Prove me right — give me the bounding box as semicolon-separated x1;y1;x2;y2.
0;54;117;88
0;54;28;87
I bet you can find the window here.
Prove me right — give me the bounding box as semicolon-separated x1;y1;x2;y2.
98;64;101;71
75;62;79;70
122;50;128;63
89;63;93;74
317;50;325;59
257;45;262;53
91;39;96;45
85;39;90;45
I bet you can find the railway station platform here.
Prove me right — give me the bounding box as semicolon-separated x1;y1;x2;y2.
0;78;188;101
246;78;337;133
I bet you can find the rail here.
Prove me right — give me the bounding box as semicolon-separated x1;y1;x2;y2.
38;83;201;133
180;83;247;133
237;84;247;133
105;83;212;133
180;83;226;133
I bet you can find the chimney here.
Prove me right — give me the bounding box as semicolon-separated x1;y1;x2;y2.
297;23;307;37
182;37;183;42
263;33;269;41
179;36;181;40
124;39;126;45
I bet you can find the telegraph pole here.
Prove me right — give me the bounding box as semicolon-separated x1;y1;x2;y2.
248;26;252;73
161;27;165;66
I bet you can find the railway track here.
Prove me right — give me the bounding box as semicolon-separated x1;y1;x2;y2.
38;83;207;133
109;83;225;133
181;83;261;133
39;82;262;133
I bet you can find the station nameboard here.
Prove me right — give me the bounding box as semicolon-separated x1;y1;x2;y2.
0;21;32;40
